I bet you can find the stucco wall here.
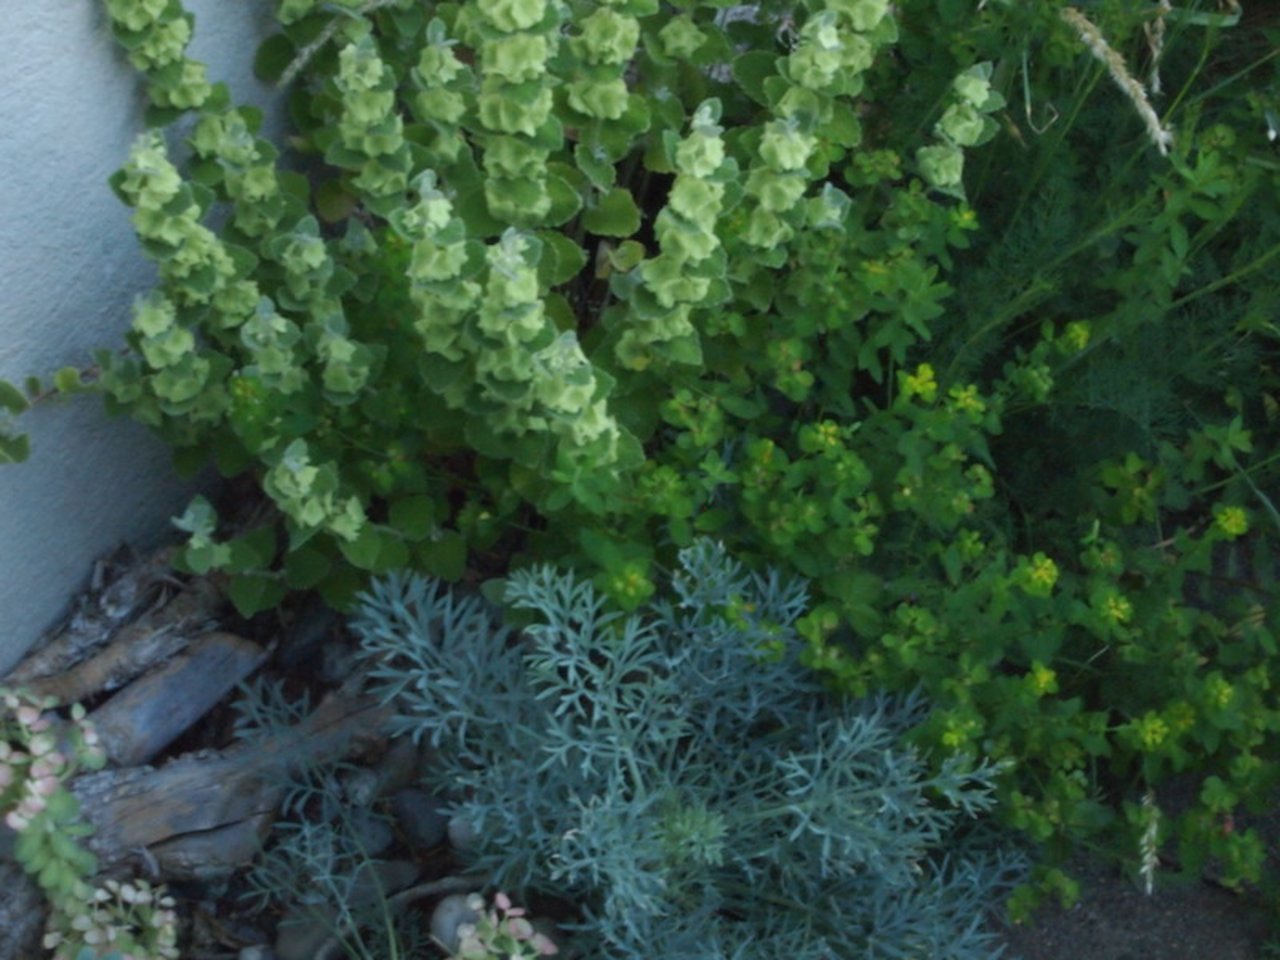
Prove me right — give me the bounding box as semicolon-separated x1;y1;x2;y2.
0;2;283;675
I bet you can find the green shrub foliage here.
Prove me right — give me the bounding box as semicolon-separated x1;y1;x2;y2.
3;0;1279;909
352;540;1026;958
45;0;1002;614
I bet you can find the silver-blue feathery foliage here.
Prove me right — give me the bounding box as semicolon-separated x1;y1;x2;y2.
351;540;1025;959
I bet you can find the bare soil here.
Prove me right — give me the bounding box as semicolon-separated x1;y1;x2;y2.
993;853;1276;960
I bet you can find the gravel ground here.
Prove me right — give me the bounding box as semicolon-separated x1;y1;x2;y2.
992;854;1275;960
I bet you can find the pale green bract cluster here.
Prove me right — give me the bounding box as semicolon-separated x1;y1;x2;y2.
106;125;376;546
916;63;1006;194
450;0;567;224
80;0;1010;605
401;176;620;464
265;439;367;542
411;21;473;165
104;0;209;108
334;36;413;199
735;0;892;256
617;102;730;369
108;136;231;424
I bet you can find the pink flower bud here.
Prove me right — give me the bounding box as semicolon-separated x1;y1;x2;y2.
532;932;559;955
29;756;60;781
507;917;534;939
5;810;29;832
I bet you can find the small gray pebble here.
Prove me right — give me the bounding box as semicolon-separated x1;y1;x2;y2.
274;910;332;960
347;806;395;856
390;788;450;850
447;813;479;851
342;767;381;808
430;892;481;954
318;642;358;684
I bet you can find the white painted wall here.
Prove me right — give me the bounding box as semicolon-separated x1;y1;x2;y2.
0;2;284;675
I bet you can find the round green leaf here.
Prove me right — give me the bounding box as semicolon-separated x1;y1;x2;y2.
583;187;641;237
338;526;384;571
389;496;437;541
732;52;778;107
255;34;298;85
536;231;588;287
0;434;31;464
228;574;288;617
543;174;585;228
317;564;365;611
574;141;617;190
228;526;279;572
316;180;358;223
415;530;467;581
285;544;332;588
0;379;29;413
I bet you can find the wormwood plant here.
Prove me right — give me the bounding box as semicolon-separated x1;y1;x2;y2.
351;540;1027;959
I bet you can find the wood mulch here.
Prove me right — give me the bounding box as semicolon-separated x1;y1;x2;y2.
0;543;480;959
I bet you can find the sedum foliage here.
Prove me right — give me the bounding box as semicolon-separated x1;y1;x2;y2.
352;540;1025;959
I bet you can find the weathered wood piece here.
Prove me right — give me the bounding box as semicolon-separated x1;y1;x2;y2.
4;545;181;687
70;691;396;880
20;574;225;706
340;732;427;807
0;861;44;960
148;812;276;882
88;631;270;767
